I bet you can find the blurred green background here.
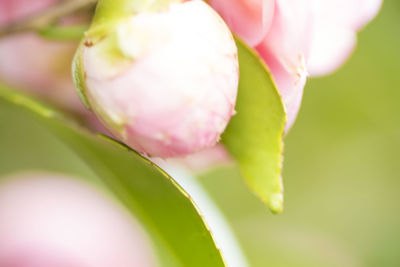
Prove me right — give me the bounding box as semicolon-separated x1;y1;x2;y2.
0;0;399;266
200;0;400;266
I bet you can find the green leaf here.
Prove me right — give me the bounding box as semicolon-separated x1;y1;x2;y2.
0;85;225;267
222;39;286;214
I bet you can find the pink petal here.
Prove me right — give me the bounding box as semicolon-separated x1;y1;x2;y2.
311;0;382;31
0;173;157;267
0;0;55;25
0;34;80;109
307;0;382;76
307;25;357;77
208;0;275;46
256;43;307;131
255;0;313;130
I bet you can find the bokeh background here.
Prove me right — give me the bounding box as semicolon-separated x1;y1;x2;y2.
0;0;399;266
200;0;400;266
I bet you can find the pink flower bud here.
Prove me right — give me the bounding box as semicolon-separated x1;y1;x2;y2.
0;173;157;267
78;0;238;157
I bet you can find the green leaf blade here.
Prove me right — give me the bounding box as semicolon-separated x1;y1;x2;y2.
222;39;286;214
0;85;225;267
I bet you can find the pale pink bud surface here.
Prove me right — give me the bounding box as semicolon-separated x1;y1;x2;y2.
0;173;157;267
82;0;238;157
209;0;382;130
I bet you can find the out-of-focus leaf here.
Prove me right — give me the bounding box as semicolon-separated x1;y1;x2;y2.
38;25;88;41
0;85;225;267
222;39;286;213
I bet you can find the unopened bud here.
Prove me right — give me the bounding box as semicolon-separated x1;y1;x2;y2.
74;0;238;157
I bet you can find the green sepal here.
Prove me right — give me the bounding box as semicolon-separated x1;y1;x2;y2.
0;84;226;266
86;0;182;44
71;41;90;109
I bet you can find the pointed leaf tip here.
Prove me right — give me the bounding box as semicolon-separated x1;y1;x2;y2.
269;193;283;214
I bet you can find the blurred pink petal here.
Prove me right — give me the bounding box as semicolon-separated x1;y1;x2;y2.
0;0;55;25
311;0;382;32
0;34;109;133
307;26;357;77
211;0;381;130
208;0;275;46
255;0;313;130
2;252;83;267
0;0;93;114
307;0;382;76
0;173;157;267
0;34;81;109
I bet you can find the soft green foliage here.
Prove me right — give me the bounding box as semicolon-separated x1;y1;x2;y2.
0;85;225;267
38;25;88;41
222;39;286;213
199;1;400;266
